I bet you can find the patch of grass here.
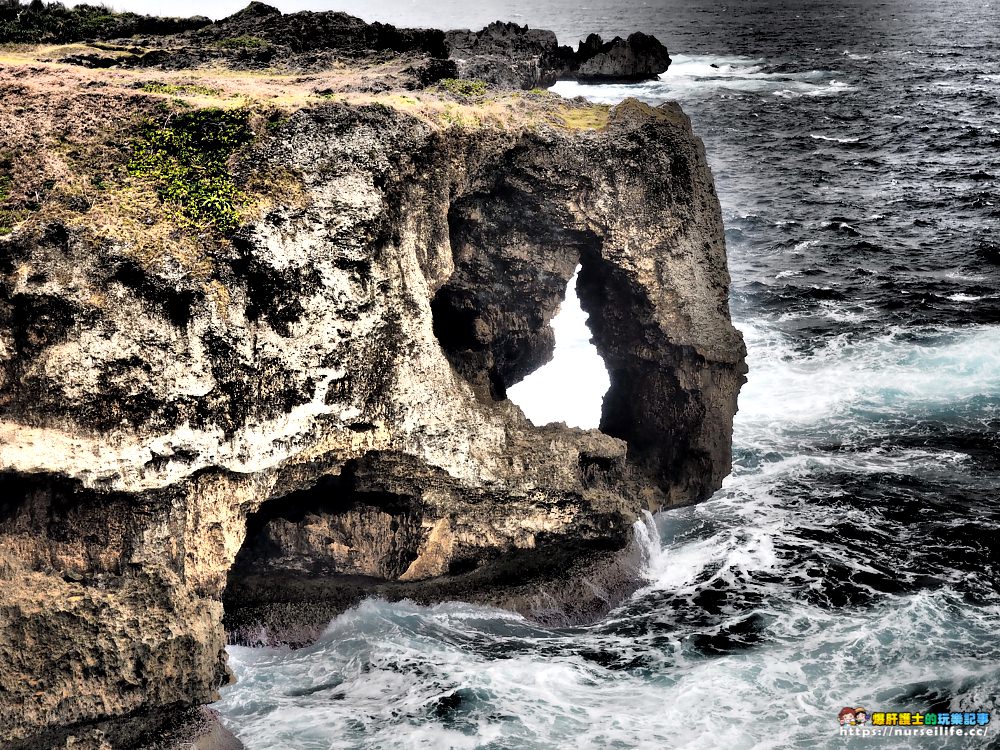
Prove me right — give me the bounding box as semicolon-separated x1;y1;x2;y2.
437;103;481;129
215;35;270;51
265;113;289;132
438;78;488;98
0;155;17;234
0;204;13;234
0;204;29;237
138;81;223;98
556;105;610;131
127;107;252;234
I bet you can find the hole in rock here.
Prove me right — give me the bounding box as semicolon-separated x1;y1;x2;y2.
226;472;423;584
507;266;610;429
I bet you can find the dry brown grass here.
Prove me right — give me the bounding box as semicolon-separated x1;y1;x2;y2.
0;44;611;130
555;104;611;130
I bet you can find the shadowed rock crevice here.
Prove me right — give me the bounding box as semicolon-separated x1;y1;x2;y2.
226;458;426;583
220;435;669;647
222;452;642;647
431;191;588;401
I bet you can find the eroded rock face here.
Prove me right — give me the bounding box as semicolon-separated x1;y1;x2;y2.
444;22;575;90
445;23;672;88
0;82;743;747
575;32;673;82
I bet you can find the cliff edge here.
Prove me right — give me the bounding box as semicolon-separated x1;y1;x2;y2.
0;5;744;747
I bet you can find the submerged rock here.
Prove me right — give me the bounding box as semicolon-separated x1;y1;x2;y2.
0;11;742;748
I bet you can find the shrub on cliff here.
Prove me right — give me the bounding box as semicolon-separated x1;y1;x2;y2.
438;78;489;98
0;0;208;44
127;108;252;234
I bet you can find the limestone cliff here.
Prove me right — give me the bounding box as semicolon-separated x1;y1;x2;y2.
0;9;745;748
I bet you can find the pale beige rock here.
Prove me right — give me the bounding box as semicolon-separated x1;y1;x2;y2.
0;71;744;748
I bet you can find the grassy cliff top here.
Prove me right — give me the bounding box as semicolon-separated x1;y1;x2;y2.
0;42;607;124
0;44;614;288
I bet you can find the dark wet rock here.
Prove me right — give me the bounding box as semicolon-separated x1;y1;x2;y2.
445;23;672;88
444;22;576;89
575;32;673;82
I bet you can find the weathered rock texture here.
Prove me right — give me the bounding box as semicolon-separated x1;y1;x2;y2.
444;22;574;89
0;15;743;749
445;23;672;89
575;32;673;82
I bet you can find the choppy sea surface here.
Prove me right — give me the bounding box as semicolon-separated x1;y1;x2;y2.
214;1;1000;747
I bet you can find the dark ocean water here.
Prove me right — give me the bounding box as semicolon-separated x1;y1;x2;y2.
214;1;1000;747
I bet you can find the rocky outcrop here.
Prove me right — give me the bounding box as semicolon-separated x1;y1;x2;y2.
0;25;743;750
445;23;672;88
7;2;456;80
4;3;670;89
190;2;448;58
444;22;575;90
575;32;673;82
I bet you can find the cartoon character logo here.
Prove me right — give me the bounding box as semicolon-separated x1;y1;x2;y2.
839;707;857;726
855;707;868;725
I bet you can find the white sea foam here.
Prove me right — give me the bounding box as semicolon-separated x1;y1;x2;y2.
633;510;663;580
809;133;862;143
551;55;850;104
815;301;869;323
733;321;1000;452
946;271;986;282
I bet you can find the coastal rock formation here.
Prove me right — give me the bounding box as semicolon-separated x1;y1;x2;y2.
444;22;574;89
445;23;673;88
5;3;670;89
7;1;455;80
0;9;743;748
575;32;673;82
